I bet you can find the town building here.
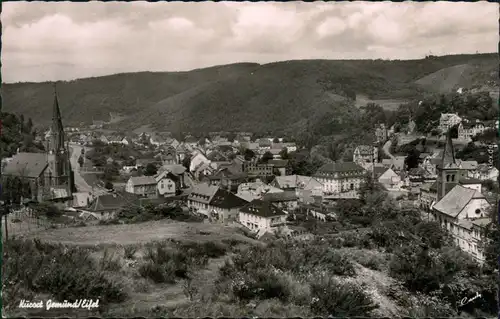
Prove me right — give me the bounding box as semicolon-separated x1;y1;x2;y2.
187;183;249;223
353;145;378;168
270;174;323;202
83;191;139;220
125;176;157;197
438;113;462;132
469;164;499;181
458;120;486;141
374;123;387;143
238;199;287;233
236;180;284;202
3;87;74;203
314;162;365;195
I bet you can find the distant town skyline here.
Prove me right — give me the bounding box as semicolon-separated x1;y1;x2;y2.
3;1;497;83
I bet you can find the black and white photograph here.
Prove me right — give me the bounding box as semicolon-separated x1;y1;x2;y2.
1;1;499;317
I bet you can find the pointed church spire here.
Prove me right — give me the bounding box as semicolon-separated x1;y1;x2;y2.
441;129;456;168
50;82;65;152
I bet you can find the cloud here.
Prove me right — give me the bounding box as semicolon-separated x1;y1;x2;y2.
1;1;497;83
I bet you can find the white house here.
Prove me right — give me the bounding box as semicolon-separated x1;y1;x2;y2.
154;171;178;197
353;145;378;168
189;151;210;173
439;113;462;132
237;180;284;201
469;164;499;181
187;183;249;223
377;167;402;190
314;162;365;195
458;121;486;141
238;199;287;233
125;176;157;197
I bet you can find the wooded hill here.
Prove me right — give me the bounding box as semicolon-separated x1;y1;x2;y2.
3;53;497;135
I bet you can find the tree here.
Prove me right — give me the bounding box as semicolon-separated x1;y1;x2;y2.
26;118;33;134
272;137;280;143
78;155;84;168
104;181;114;190
261;151;273;163
243;149;255;161
144;163;158;176
404;148;420;170
279;147;289;160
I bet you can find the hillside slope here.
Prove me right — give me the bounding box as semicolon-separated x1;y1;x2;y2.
2;53;496;134
415;55;498;93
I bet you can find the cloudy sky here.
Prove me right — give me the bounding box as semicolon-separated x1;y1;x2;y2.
2;1;498;83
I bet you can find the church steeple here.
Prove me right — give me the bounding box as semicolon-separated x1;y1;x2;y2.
50;83;65;152
436;130;459;200
441;130;457;168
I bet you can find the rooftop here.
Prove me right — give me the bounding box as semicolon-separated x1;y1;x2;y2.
3;152;48;178
240;199;287;218
433;185;487;218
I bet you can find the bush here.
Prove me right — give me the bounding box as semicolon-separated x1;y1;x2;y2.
124;246;138;259
310;276;378;317
2;238;126;310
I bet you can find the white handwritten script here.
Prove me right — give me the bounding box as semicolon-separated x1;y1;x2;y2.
458;292;482;307
18;299;99;310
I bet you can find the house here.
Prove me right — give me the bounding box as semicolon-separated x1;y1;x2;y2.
375;123;387;143
238;199;287;233
192;162;215;181
353;145;378;168
268;159;289;176
458;121;486;141
189;151;210;173
377;168;402;190
469;164;499;181
243;159;274;177
270;174;323;202
99;135;110;144
206;166;248;193
407;167;429;187
125;176;157;197
154;171;178;197
164;137;180;150
439;113;462;132
83;191;139;220
187;183;249;223
237;180;284;202
108;134;126;145
314;162;366;195
262;191;298;211
458;160;479;172
157;164;187;188
430;131;491;264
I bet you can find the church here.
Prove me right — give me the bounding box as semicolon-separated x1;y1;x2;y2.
3;85;75;204
431;130;493;264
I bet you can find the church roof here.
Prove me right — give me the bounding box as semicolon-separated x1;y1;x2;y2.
433;185;486;218
3;152;48;178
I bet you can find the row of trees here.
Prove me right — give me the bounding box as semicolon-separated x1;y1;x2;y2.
1;112;44;157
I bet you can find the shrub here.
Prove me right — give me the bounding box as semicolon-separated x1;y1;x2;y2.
2;238;126;309
310;276;378;317
124;246;138;259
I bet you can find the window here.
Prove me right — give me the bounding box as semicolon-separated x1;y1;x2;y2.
446;175;450;182
475;209;481;215
451;175;455;182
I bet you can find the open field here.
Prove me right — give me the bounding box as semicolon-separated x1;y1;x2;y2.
355;94;408;111
18;219;261;246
